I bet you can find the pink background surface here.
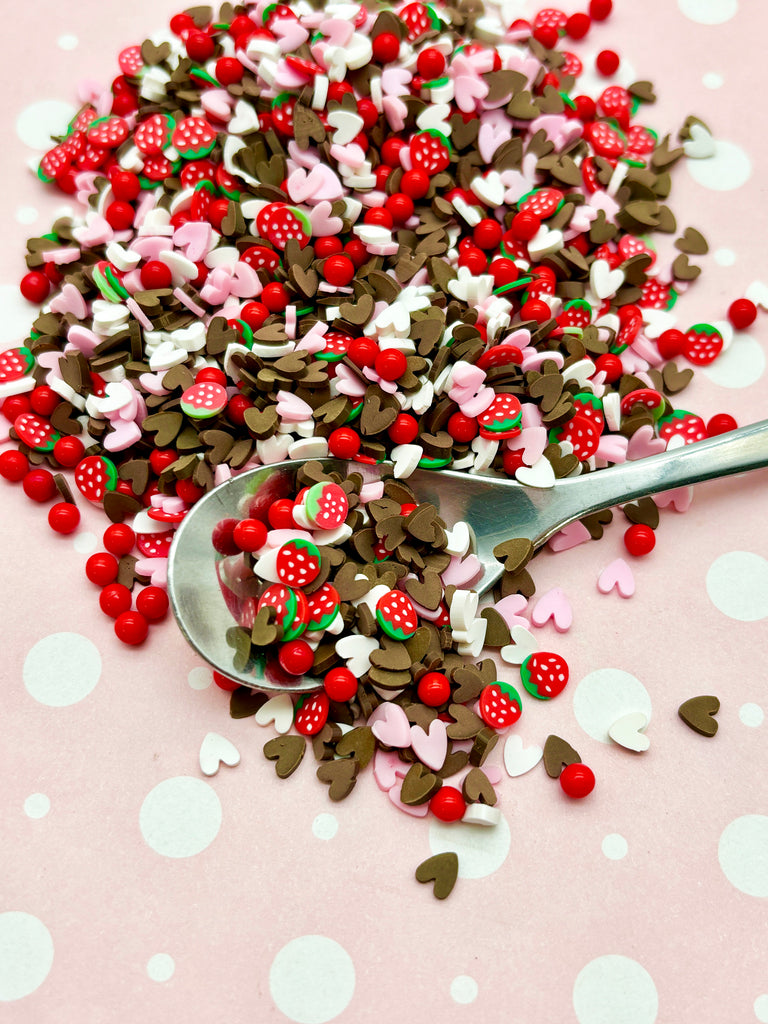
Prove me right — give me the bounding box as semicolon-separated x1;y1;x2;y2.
1;1;768;1021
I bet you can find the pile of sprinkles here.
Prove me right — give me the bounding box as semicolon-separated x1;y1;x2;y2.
0;0;759;894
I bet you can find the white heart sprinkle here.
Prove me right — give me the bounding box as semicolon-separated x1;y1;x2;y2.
199;732;241;776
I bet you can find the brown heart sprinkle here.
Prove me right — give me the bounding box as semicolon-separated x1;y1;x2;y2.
415;852;459;900
4;0;759;895
543;735;582;779
264;735;306;779
678;696;720;737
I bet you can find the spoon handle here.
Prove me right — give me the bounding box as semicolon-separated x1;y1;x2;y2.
553;418;768;528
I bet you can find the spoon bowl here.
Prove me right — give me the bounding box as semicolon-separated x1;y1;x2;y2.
167;420;768;692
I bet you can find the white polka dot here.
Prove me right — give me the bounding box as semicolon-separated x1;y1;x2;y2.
740;703;764;727
15;207;38;226
147;953;175;982
602;833;628;860
755;994;768;1022
429;813;510;879
15;99;77;149
57;34;78;50
702;71;723;89
706;551;768;621
573;669;652;743
23;633;101;707
139;777;222;858
687;139;752;191
0;912;54;1001
713;248;736;266
574;955;658;1024
187;667;212;690
24;794;50;819
701;330;765;388
450;975;478;1004
269;936;355;1024
719;815;768;896
72;531;98;554
0;284;37;347
677;0;738;24
312;813;338;840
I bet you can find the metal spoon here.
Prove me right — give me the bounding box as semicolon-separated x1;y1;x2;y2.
167;419;768;693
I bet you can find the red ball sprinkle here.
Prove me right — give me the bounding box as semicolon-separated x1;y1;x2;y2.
103;523;136;556
323;254;355;287
20;271;50;304
447;411;478;442
473;217;503;251
140;260;173;290
2;394;31;420
269;498;297;529
374;348;407;382
149;449;177;474
596;49;620;76
22;468;57;503
109;169;140;201
417;46;446;79
372;31;400;64
417;671;451;707
0;449;29;482
213;670;240;691
400;168;430;200
624;523;656;557
533;24;559;49
314;236;343;258
215;56;244;85
279;639;315;675
510;211;540;241
728;298;757;330
176;477;205;503
657;328;686;360
261;282;290;313
99;583;133;619
105;200;135;230
328;427;361;459
560;762;596;798
85;552;120;586
385;192;415;225
186;29;215;61
239;301;269;330
707;413;738;436
114;610;149;646
135;586;169;621
348;337;379;369
324;666;358;703
589;0;613;20
29;386;60;417
388;413;419;445
430;786;466;822
232;518;268;552
48;501;80;534
566;12;591;38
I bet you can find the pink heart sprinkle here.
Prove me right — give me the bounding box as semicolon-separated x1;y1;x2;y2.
530;587;572;633
369;702;411;748
655;486;693;512
597;558;635;598
388;782;430;817
548;520;592;552
493;594;530;630
410;719;448;772
627;424;666;461
373;748;407;792
50;283;88;319
441;553;483;589
309;201;343;237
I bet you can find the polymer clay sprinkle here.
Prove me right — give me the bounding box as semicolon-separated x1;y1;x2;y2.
0;0;753;883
